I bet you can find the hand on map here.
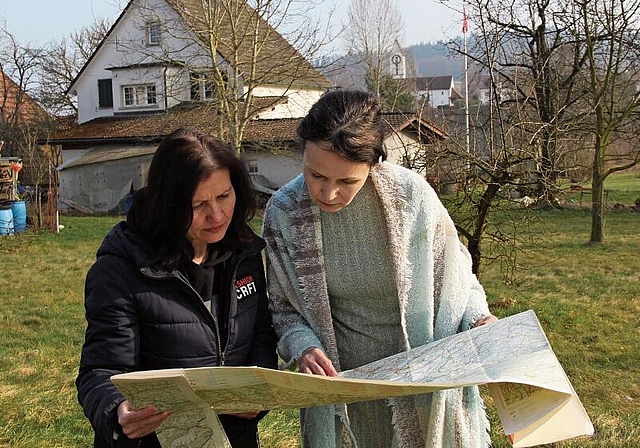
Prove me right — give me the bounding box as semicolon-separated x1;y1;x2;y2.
298;316;498;378
117;399;172;439
472;314;498;328
299;347;338;376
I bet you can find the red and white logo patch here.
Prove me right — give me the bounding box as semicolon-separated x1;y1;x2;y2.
235;275;257;300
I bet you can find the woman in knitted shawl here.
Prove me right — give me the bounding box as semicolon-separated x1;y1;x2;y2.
262;89;497;448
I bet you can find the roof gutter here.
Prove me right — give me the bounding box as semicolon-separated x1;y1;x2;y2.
45;136;166;146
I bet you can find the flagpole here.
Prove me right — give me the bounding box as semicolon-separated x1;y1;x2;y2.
463;8;470;160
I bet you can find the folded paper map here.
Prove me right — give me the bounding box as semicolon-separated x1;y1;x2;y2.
111;310;594;447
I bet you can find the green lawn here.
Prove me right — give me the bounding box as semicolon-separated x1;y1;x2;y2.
0;200;639;447
560;171;640;206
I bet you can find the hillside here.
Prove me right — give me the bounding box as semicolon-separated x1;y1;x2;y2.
407;41;464;79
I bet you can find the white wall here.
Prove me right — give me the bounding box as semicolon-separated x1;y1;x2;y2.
415;88;452;108
60;149;87;165
251;86;324;119
430;89;451;107
60;155;153;213
242;131;424;189
242;149;302;187
72;0;211;123
384;132;422;167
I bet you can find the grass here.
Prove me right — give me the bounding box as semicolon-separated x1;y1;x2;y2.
479;208;640;447
560;171;640;207
0;216;120;448
0;191;639;447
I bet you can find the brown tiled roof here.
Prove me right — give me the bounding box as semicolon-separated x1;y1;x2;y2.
49;103;299;144
382;112;448;143
0;70;49;124
243;117;300;143
167;0;331;89
50;107;216;143
450;87;464;100
250;96;288;114
49;98;288;143
50;107;446;146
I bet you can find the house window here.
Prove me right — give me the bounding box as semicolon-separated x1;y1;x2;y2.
147;22;161;46
190;72;216;101
98;79;113;108
247;160;259;174
122;85;157;107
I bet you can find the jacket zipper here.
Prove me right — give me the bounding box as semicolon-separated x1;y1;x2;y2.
173;270;226;366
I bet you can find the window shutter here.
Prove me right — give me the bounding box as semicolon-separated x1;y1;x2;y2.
98;79;113;108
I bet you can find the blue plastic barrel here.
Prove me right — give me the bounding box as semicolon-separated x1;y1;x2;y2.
11;200;27;232
0;204;14;236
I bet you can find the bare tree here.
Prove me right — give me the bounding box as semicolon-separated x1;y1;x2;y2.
345;0;403;99
426;104;546;276
0;27;50;160
19;121;59;229
458;0;589;205
419;6;554;276
575;0;640;242
457;0;640;244
0;28;42;153
37;18;111;116
0;27;58;229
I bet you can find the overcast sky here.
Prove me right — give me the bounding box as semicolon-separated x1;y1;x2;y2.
1;0;465;49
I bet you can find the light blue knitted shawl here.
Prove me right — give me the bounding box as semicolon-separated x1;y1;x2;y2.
263;162;491;447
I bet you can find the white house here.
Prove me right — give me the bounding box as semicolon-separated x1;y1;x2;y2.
469;75;513;106
50;0;447;213
409;75;463;108
67;0;329;127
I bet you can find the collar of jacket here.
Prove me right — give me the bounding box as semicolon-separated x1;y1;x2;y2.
101;221;265;279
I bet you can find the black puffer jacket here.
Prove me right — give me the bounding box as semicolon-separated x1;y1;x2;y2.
76;221;277;448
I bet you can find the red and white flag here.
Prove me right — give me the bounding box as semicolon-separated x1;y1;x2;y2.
462;9;469;34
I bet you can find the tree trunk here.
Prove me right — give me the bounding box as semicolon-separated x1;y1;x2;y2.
590;158;605;243
468;180;502;275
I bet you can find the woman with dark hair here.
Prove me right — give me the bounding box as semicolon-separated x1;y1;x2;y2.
77;128;277;448
263;90;497;447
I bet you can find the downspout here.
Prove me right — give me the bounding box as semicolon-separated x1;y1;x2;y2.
163;66;169;111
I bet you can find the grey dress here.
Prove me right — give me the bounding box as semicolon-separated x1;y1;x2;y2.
320;179;405;447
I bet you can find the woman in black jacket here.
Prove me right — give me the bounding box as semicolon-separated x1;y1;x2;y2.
77;128;278;448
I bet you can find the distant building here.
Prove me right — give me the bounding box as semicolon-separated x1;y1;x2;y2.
389;40;407;80
407;75;463;108
51;107;447;213
468;75;513;105
51;0;329;213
